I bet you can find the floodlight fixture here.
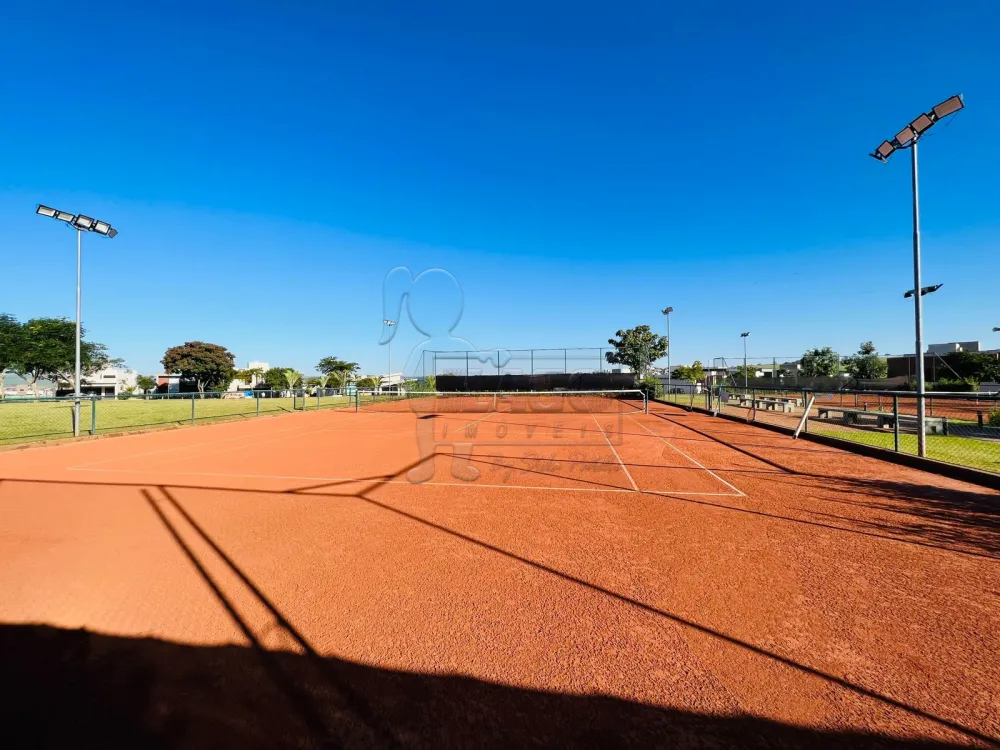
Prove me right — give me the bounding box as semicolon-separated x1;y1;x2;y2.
869;93;963;162
55;211;74;222
73;215;94;230
932;95;964;120
93;220;112;236
993;327;1000;332
740;332;750;337
36;205;57;218
903;283;942;298
910;113;934;135
874;141;895;161
383;319;397;326
662;307;673;315
107;228;118;238
895;126;916;147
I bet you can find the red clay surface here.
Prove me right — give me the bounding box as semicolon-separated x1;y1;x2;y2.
1;402;998;748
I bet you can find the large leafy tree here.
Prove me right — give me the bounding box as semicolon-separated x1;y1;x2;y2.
799;347;840;377
15;318;122;395
356;376;380;388
844;341;888;380
605;325;668;380
317;356;360;386
671;360;706;382
0;313;23;399
162;341;235;394
943;351;1000;385
261;367;289;391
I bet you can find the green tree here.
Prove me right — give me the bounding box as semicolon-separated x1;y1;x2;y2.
318;356;360;386
282;368;302;390
0;313;23;400
356;376;380;388
799;347;840;377
15;318;122;395
944;351;1000;385
260;367;288;391
670;360;706;382
161;341;236;394
733;364;759;382
605;325;668;380
844;341;888;380
135;374;157;394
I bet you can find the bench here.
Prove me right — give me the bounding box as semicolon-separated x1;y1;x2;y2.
817;407;895;428
816;407;948;434
727;395;793;413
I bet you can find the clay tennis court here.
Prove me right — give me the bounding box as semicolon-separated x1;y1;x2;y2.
1;398;998;748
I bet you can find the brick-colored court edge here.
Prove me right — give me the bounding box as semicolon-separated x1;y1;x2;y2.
0;402;997;748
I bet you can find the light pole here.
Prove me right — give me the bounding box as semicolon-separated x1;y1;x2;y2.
661;307;673;399
382;319;396;393
740;332;750;388
871;94;964;458
35;205;117;436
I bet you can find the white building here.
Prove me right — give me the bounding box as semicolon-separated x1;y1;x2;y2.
57;368;137;397
228;361;270;391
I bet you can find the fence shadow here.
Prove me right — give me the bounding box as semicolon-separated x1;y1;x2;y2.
0;621;973;750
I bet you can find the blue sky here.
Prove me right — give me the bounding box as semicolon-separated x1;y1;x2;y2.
2;1;999;377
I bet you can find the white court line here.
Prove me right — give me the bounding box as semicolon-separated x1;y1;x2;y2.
626;413;746;497
592;414;638;491
453;411;497;435
64;465;741;496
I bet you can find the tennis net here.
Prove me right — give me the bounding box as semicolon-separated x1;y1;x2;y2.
356;389;648;415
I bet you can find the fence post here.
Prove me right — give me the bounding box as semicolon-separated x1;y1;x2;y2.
91;397;97;436
191;394;196;424
257;393;261;416
978;411;984;428
893;395;900;452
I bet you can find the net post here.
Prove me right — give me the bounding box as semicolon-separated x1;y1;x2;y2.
191;394;196;424
793;394;815;438
90;396;97;435
643;390;648;413
256;393;260;416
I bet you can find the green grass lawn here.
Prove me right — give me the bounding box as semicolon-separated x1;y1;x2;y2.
657;392;710;409
811;428;1000;474
0;394;354;445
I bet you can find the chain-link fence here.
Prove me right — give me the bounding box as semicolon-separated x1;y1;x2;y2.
422;348;618;378
0;388;355;445
710;385;1000;475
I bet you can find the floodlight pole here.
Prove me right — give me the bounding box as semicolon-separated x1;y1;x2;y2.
910;141;927;457
75;228;83;436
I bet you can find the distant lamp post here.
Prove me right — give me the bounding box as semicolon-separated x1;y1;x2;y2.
661;307;673;398
740;332;750;388
870;94;964;458
382;319;396;393
35;204;118;436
